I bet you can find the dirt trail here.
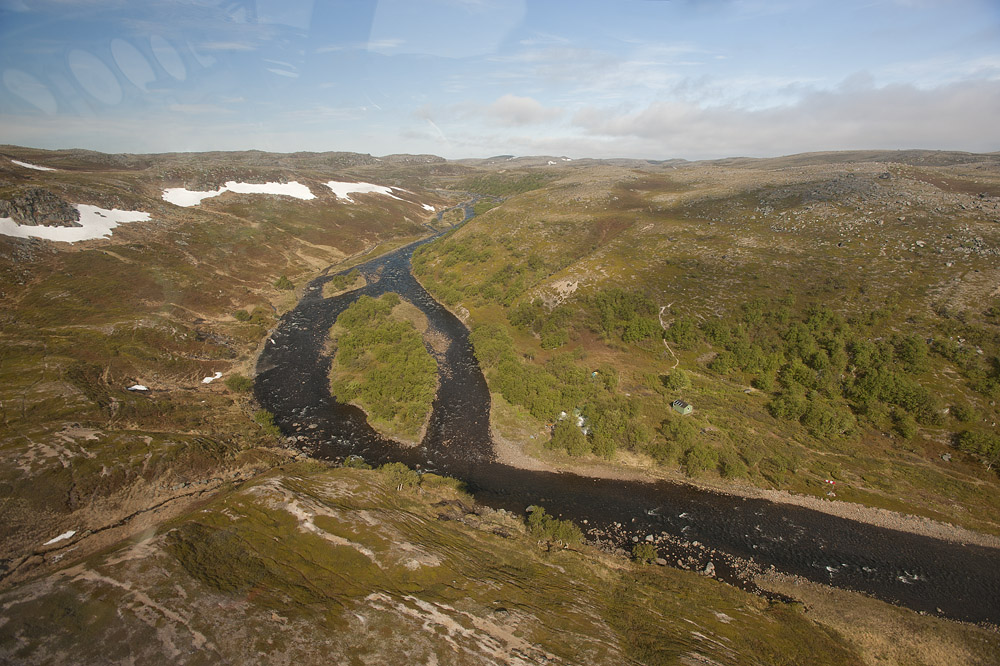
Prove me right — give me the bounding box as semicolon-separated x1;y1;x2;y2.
658;304;679;369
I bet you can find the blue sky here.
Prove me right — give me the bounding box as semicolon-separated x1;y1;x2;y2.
1;0;998;159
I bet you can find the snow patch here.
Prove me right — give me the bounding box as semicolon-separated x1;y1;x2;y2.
421;203;435;212
11;159;56;171
0;204;151;243
202;372;222;384
127;384;150;392
162;188;221;207
162;181;316;207
324;181;403;203
43;530;76;546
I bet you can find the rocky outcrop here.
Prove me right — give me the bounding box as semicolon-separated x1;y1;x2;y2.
0;187;80;227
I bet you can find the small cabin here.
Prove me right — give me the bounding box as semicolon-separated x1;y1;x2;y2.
671;399;693;415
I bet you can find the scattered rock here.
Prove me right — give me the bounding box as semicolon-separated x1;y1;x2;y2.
0;187;81;227
703;561;715;577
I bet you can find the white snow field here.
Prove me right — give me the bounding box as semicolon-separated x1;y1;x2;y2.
202;372;223;384
0;204;151;242
162;181;316;207
11;159;56;171
324;181;404;203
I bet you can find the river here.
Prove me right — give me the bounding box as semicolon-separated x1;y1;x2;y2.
255;228;1000;627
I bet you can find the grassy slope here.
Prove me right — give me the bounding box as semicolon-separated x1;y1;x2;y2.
2;149;998;664
0;148;449;581
0;462;918;665
412;156;1000;536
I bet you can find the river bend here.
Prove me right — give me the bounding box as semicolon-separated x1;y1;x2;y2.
256;234;1000;626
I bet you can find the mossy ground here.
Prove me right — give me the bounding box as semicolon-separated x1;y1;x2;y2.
412;157;1000;537
0;150;454;573
2;149;999;664
0;463;891;665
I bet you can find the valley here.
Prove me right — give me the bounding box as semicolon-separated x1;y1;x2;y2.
2;146;999;664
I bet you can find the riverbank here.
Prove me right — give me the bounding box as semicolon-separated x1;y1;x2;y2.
414;269;1000;551
260;236;1000;625
492;427;1000;550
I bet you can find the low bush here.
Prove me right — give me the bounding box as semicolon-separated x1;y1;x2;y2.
632;542;658;564
526;506;582;545
225;373;254;393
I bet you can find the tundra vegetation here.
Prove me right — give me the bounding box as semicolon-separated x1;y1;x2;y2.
413;152;1000;536
328;292;438;443
2;147;999;664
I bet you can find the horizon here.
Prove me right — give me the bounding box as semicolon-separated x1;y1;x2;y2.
4;143;999;164
1;0;998;160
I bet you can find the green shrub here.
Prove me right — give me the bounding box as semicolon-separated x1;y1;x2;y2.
801;395;856;438
646;438;683;466
662;370;691;390
661;416;697;448
951;402;978;423
233;309;251;322
253;409;281;437
956;430;1000;471
326;269;361;292
274;275;294;290
719;447;749;479
892;408;918;440
665;316;700;349
547;419;590;456
683;443;719;477
225;373;254;393
379;462;420;490
469;323;515;368
526;506;582;545
622;317;659;343
540;328;569;349
329;293;437;440
632;542;658;564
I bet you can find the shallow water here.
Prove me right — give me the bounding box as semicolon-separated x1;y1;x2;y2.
256;232;1000;626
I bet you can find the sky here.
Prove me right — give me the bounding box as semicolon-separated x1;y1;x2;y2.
0;0;998;160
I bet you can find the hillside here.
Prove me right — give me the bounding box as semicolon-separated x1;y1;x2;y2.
413;150;1000;535
0;146;453;584
1;146;999;664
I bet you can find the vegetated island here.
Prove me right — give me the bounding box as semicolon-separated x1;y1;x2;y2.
328;292;438;445
2;146;1000;664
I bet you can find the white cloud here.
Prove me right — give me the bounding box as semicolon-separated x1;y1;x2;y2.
568;77;1000;158
485;94;563;126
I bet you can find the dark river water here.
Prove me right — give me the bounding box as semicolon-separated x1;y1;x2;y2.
256;229;1000;627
